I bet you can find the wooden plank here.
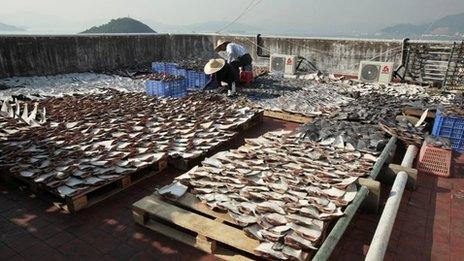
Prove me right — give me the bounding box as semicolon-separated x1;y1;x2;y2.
132;195;259;255
133;196;312;261
424;72;446;76
358;178;381;213
67;195;88;213
403;107;435;118
132;208;148;225
235;111;263;131
386;164;418;190
121;176;131;188
428;51;452;55
168;192;237;224
138;217;253;261
264;110;313;124
64;159;167;213
423;76;445;81
167;111;261;172
168;133;238;171
2;158;168;213
196;234;217;253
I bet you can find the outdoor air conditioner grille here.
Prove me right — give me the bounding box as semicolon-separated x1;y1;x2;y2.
361;64;380;81
271;57;285;72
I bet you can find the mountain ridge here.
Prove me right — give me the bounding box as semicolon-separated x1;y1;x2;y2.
381;12;464;37
0;22;25;32
80;17;156;34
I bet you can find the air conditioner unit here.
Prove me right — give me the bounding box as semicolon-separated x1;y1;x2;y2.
270;54;298;75
358;61;395;84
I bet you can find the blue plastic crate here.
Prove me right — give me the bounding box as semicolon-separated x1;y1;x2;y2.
146;78;187;98
186;70;197;90
432;109;464;153
151;62;165;73
151;62;178;74
145;80;170;97
197;73;209;88
145;80;153;95
175;68;187;78
166;64;177;75
169;79;187;98
155;81;171;97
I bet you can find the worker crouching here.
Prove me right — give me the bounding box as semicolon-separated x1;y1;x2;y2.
203;40;253;96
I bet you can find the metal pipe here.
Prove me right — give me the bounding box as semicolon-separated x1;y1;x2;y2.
370;137;397;180
365;171;408;261
312;186;369;261
401;145;418;168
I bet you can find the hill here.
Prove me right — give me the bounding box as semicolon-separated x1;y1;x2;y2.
381;12;464;37
0;22;25;32
80;18;156;34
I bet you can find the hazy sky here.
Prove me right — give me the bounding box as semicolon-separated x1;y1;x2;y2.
1;0;464;34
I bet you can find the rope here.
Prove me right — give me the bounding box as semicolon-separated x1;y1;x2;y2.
216;0;263;33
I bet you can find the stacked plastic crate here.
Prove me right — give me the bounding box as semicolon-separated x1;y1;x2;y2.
185;70;209;90
432;108;464;153
151;62;178;74
186;70;197;90
147;62;187;98
149;61;209;94
170;79;188;98
416;107;464;178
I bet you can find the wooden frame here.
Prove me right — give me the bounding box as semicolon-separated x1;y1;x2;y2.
133;192;316;261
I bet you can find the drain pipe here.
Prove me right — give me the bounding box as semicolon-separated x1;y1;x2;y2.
365;145;418;261
401;145;419;167
364;171;407;261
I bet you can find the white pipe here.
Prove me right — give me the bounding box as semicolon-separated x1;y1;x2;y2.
365;144;418;261
401;145;418;168
365;171;408;261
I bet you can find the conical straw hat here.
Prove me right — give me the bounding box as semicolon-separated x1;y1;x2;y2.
214;39;230;51
204;59;226;74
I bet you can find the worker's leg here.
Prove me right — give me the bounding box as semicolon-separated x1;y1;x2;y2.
229;61;240;82
202;73;220;90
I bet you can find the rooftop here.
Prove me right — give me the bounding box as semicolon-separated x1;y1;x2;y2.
0;34;463;261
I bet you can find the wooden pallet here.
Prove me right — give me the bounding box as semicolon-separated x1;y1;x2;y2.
264;110;313;124
3;159;167;213
168;112;263;171
235;111;264;131
133;192;314;261
168;132;239;171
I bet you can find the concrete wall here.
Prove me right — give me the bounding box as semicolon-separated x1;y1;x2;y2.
164;34;215;61
212;35;404;75
0;34;166;78
0;33;446;78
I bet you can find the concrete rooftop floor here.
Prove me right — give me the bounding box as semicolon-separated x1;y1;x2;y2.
331;153;464;261
0;117;463;261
